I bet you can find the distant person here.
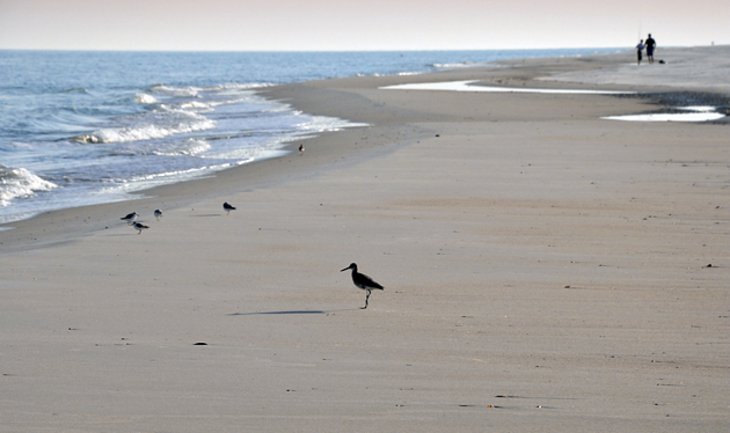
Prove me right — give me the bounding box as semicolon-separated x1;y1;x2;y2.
636;39;645;65
645;34;656;64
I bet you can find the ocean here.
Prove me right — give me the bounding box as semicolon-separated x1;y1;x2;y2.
0;49;618;224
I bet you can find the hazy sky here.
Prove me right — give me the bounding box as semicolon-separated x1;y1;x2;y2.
1;0;728;51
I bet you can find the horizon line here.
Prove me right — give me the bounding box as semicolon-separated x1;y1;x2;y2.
0;46;641;54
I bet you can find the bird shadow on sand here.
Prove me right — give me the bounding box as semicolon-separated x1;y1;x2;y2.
228;308;360;316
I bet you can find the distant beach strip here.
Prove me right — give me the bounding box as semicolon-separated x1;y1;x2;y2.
382;80;727;122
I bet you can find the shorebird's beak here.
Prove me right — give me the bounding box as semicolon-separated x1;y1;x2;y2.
340;266;350;272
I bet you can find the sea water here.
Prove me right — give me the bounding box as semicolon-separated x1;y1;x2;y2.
382;80;635;94
0;49;618;224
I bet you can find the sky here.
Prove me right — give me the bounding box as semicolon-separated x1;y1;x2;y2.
1;0;728;51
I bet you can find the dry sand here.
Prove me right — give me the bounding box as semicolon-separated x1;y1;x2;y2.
545;45;730;94
1;47;729;432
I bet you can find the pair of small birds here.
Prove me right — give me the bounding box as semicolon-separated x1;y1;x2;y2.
120;210;161;234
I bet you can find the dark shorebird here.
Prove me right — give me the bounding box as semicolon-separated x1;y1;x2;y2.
340;263;384;309
154;209;163;220
120;212;138;225
298;144;305;154
132;222;149;234
223;202;236;215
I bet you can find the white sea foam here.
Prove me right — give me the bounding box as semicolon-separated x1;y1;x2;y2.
203;146;268;162
89;119;216;143
179;101;213;110
135;93;158;104
155;103;205;114
212;83;274;94
297;115;367;133
0;165;58;206
127;165;230;183
152;138;212;156
382;80;635;95
432;62;492;69
150;84;201;97
104;163;239;195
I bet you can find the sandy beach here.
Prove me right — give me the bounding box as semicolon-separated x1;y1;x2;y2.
1;47;729;432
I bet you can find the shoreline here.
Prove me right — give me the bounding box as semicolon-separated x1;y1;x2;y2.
3;47;729;253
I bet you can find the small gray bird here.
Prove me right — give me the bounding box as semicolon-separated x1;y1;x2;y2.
154;209;162;220
340;262;384;309
223;202;236;215
132;222;149;234
120;211;138;224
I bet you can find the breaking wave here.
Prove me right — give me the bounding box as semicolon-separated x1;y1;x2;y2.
72;118;216;144
152;138;212;156
0;164;58;207
135;93;158;104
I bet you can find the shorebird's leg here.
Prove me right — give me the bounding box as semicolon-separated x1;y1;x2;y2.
362;290;371;309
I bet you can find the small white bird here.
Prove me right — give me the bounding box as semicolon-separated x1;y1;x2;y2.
223;202;236;215
120;212;138;225
154;209;163;220
132;222;149;235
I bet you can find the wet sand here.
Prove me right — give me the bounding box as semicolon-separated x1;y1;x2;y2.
1;47;728;432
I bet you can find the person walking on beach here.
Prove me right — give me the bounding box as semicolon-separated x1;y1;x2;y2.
645;33;656;64
636;39;645;65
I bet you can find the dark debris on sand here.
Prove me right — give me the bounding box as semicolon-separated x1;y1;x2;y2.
616;91;730;123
